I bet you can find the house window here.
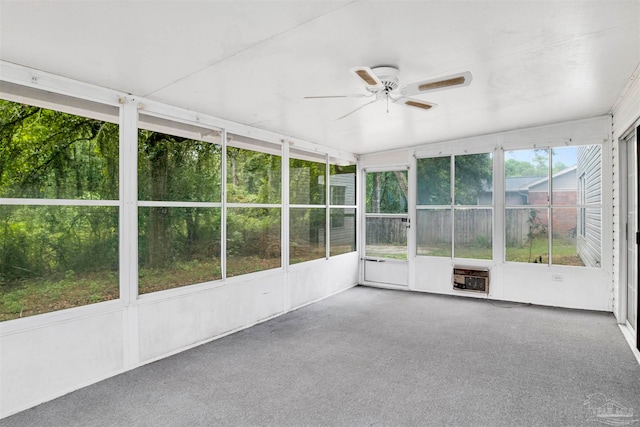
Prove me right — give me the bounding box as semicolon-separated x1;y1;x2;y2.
416;152;493;259
504;145;601;267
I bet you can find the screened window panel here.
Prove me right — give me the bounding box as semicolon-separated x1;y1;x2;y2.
365;216;407;260
330;208;356;256
416;208;452;257
290;157;326;205
505;149;549;207
226;208;281;277
290;208;326;264
505;207;549;263
138;207;221;294
505;145;601;267
552;207;601;267
417;157;450;206
550;146;577;206
454;208;492;260
551;207;580;266
575;145;602;206
0;205;119;321
226;146;281;204
330;164;356;205
455;153;493;205
0;99;119;200
366;171;408;214
138;129;222;202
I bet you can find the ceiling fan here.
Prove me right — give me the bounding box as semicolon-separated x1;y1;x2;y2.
305;66;472;120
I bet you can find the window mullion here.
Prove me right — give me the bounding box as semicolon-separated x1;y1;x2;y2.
450;155;455;258
221;129;227;280
325;154;330;260
548;146;553;266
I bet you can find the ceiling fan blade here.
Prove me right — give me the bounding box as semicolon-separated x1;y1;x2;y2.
395;97;437;111
336;99;378;120
350;67;384;90
304;93;371;99
401;71;472;96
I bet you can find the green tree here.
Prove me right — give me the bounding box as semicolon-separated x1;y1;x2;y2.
138;129;223;269
0;100;119;286
505;149;569;178
454;153;492;205
366;171;407;213
0;100;118;199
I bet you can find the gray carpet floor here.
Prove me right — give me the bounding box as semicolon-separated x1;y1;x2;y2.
2;286;640;426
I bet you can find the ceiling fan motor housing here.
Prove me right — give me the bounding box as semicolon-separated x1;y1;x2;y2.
371;66;400;91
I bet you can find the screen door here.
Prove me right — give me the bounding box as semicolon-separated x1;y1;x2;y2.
363;169;409;286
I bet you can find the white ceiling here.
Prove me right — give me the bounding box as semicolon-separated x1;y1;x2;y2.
1;1;639;154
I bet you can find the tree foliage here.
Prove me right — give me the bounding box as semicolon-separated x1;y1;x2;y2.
0;99;358;319
0;100;285;295
0;100;119;289
0;100;118;199
505;150;568;178
417;153;493;206
366;171;407;213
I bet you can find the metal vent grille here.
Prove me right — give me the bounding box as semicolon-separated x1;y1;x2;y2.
453;267;490;293
381;80;399;91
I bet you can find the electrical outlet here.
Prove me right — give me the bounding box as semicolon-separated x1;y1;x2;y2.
552;274;563;281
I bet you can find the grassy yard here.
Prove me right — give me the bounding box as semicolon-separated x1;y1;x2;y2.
418;238;583;265
0;257;282;321
365;244;407;260
1;271;120;321
506;237;584;266
0;239;584;321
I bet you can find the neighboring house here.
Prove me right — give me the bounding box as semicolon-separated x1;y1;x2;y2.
527;166;577;237
288;169;355;248
481;156;602;268
480;167;579;245
477;175;548;205
506;176;546;205
478;168;577;215
330;173;356;247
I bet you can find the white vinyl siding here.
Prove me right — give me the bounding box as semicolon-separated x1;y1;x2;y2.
577;145;603;268
611;64;640;322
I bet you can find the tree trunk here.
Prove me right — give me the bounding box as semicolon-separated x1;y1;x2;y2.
372;173;381;213
146;136;172;268
230;153;238;186
185;208;198;257
393;170;408;201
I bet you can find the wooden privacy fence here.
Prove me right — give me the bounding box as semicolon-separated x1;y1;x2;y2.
415;209;492;245
366;217;407;245
452;209;492;245
367;209;537;247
